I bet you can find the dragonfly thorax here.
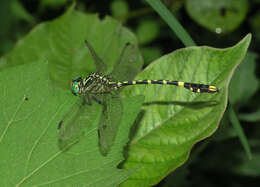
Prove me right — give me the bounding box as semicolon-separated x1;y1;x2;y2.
71;72;117;95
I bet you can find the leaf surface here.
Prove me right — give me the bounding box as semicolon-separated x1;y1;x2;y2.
120;34;251;186
186;0;248;33
0;8;144;186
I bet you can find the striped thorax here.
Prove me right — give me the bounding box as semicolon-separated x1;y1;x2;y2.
71;72;118;95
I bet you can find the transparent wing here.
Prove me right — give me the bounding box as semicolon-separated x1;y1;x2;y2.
97;94;123;156
85;40;107;74
110;43;142;82
58;98;101;150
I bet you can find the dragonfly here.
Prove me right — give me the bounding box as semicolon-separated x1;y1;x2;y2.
58;40;142;155
58;40;218;156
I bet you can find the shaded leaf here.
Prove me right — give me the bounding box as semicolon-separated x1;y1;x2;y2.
229;51;259;106
239;109;260;122
228;106;252;159
186;0;248;33
136;19;160;45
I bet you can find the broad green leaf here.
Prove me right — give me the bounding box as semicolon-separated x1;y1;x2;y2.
186;0;248;34
0;62;144;186
0;7;143;89
0;7;145;186
120;34;251;186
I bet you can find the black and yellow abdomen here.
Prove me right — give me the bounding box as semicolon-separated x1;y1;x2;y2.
71;72;218;96
109;79;218;93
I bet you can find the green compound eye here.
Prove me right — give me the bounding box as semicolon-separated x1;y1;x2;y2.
71;80;81;95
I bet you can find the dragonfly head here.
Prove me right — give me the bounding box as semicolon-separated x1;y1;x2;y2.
71;77;83;96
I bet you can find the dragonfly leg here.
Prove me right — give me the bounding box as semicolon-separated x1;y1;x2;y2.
82;94;92;105
92;95;107;114
92;95;104;105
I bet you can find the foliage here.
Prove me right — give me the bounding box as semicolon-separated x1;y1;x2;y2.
0;0;259;186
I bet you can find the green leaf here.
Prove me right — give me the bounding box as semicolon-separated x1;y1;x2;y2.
136;19;160;45
0;8;145;186
0;62;145;186
0;8;143;90
239;109;260;122
234;152;260;176
141;46;163;66
232;136;260;177
39;0;68;10
11;0;36;24
186;0;249;34
110;0;129;22
120;34;251;186
229;51;259;106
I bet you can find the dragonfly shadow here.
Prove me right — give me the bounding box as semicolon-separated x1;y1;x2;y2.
128;100;219;140
119;109;146;168
58;137;81;152
119;99;219;164
143;100;219;109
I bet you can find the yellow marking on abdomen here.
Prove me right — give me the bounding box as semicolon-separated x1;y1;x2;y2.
178;82;184;87
197;88;200;93
147;80;152;84
132;81;136;85
163;80;167;85
209;86;217;92
190;87;193;91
